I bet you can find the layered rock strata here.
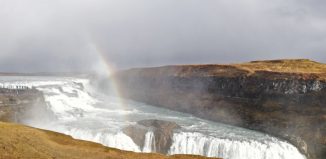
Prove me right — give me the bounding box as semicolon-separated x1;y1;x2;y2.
0;88;46;122
113;59;326;159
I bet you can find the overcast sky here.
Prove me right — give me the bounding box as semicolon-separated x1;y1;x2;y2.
0;0;325;73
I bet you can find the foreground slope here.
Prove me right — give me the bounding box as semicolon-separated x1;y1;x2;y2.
0;122;217;159
113;59;326;159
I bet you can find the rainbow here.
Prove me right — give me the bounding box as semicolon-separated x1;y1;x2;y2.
89;43;127;111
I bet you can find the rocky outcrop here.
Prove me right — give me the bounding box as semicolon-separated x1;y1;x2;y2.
0;122;217;159
123;119;181;154
113;59;326;159
0;88;47;122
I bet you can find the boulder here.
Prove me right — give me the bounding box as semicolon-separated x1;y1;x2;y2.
123;119;180;154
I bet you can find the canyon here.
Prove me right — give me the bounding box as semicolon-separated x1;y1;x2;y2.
113;59;326;159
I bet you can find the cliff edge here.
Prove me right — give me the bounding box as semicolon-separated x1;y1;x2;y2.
113;59;326;159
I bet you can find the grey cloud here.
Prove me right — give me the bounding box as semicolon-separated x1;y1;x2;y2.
0;0;325;72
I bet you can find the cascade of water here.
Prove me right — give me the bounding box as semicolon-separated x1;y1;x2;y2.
169;132;305;159
64;127;141;152
143;131;155;152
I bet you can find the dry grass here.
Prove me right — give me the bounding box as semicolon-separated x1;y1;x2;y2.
0;122;219;159
235;59;326;74
120;59;326;80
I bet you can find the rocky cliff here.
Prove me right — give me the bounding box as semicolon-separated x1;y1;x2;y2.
113;59;326;159
0;88;46;122
123;119;181;154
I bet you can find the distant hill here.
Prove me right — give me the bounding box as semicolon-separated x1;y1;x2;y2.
120;59;326;80
0;72;93;78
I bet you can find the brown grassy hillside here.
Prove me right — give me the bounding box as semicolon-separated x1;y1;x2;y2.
121;59;326;80
0;122;219;159
235;59;326;73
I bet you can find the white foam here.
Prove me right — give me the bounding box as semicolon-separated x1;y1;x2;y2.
64;127;141;152
143;131;156;153
169;132;305;159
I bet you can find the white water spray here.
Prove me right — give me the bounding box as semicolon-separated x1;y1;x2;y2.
143;131;156;153
169;132;305;159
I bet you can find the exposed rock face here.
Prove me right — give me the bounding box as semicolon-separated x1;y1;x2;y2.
0;88;47;122
113;59;326;159
123;119;181;154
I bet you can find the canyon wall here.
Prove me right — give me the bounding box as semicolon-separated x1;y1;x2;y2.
0;87;46;122
113;59;326;159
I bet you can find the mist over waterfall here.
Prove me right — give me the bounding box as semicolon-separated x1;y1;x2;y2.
0;76;306;159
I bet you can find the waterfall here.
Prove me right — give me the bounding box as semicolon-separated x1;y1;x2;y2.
142;131;156;152
169;132;305;159
0;76;307;159
63;128;141;152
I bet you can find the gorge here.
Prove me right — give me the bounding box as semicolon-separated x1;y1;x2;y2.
112;59;326;159
0;67;308;159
